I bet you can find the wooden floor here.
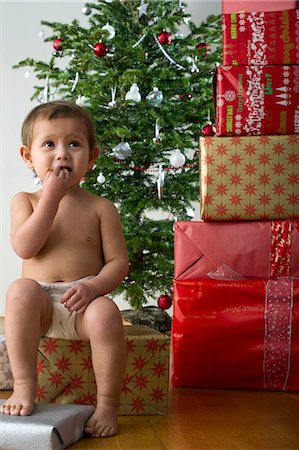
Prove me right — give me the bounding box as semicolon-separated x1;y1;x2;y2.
1;319;299;449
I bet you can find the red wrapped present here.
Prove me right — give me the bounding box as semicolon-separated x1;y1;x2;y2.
37;325;169;415
174;220;299;280
172;278;299;391
222;9;299;66
214;65;299;136
222;0;299;13
200;135;299;220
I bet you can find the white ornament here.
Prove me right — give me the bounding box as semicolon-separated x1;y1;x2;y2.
97;173;106;184
156;165;165;200
112;142;132;160
138;0;148;18
102;23;116;40
125;83;141;102
24;70;31;79
108;86;117;107
82;5;92;15
146;87;163;106
38;30;45;39
170;149;186;168
76;96;89;107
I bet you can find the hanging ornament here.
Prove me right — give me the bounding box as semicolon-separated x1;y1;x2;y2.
170;149;186;168
112;142;132;160
75;96;89;107
101;23;116;40
82;5;92;15
38;30;45;39
53;38;63;51
177;0;185;13
125;83;141;103
190;58;199;74
108;86;117;107
138;0;148;18
157;294;172;310
24;70;31;79
196;42;211;57
157;31;172;45
42;76;50;103
179;93;193;101
93;42;109;57
97;173;106;184
146;87;163;107
153;119;162;144
201;123;216;136
70;71;80;92
156;165;165;200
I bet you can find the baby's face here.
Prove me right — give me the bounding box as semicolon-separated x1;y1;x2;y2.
23;116;94;186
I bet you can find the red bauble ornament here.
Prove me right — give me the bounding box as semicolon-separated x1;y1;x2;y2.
201;123;216;136
157;31;172;45
53;38;63;51
93;42;109;57
157;294;172;310
196;42;211;57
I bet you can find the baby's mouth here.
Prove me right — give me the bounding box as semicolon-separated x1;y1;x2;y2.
59;166;72;172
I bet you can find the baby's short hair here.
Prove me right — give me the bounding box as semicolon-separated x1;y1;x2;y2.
21;100;97;151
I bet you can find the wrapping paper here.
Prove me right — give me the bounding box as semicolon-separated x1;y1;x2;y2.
0;401;94;450
37;325;169;415
0;335;13;390
174;220;299;280
214;65;299;136
172;279;299;391
222;0;299;13
200;135;299;220
222;9;299;66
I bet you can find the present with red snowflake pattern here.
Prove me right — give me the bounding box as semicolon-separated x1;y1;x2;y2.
200;134;299;221
214;65;299;136
222;0;299;13
36;325;169;415
222;9;299;66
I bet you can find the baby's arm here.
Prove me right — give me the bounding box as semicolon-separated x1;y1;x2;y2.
61;199;129;313
11;168;70;259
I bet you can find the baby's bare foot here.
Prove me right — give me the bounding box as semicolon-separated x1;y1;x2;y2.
0;379;36;416
84;402;118;438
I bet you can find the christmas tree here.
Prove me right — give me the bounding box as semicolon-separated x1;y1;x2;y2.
14;0;222;309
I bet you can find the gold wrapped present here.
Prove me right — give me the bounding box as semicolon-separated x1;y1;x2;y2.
37;325;169;415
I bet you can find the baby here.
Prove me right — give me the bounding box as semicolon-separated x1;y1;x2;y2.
0;100;129;438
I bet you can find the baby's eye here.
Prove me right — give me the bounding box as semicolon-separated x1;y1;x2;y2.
43;141;55;149
69;141;81;148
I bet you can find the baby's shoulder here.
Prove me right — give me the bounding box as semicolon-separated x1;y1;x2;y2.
82;190;118;213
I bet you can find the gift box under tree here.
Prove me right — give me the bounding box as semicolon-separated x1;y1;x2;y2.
200;134;299;221
222;0;299;13
36;325;169;415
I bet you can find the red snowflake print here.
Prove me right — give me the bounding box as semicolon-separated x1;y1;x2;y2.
68;340;84;355
258;153;270;165
42;339;58;355
230;194;242;206
244;163;257;176
69;374;84;390
272;163;285;176
60;383;74;396
230;174;242;185
287;193;299;205
243;183;257;196
273;183;285;196
203;154;214;166
56;355;71;372
244;204;257;217
48;371;65;387
126;338;136;353
134;373;149;389
258;174;270;185
81;356;93;373
216;144;228;156
202;136;214;147
130;396;146;413
150;387;165;403
231;136;241;145
258;194;271;206
216;204;228;217
159;341;169;352
287;173;299;185
273;204;285;216
203;174;214;186
203;193;214;206
244;144;256;155
122;373;133;395
272;143;285;155
287;135;299;145
216;184;228;196
259;136;270;144
36;385;47;401
146;339;159;353
216;163;228;176
151;361;166;377
36;359;46;375
133;355;147;370
287;153;299;165
77;392;96;406
230;153;242;165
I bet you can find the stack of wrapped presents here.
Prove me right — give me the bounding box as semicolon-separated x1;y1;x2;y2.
172;0;299;391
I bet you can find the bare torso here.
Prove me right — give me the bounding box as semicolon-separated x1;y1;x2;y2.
21;189;105;282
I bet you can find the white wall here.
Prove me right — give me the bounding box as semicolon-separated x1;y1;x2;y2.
0;0;221;315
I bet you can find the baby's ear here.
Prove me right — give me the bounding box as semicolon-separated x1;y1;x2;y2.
20;145;33;168
88;146;100;168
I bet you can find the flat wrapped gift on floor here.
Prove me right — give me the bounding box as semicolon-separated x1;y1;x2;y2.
0;335;13;390
222;9;299;66
214;65;299;136
200;135;299;220
0;401;94;450
172;278;299;391
174;220;299;280
37;325;169;415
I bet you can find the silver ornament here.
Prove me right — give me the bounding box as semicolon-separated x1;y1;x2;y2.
146;87;163;107
82;5;92;15
112;142;132;160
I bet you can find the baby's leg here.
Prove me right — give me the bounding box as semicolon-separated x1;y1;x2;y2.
76;297;127;437
0;279;52;416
